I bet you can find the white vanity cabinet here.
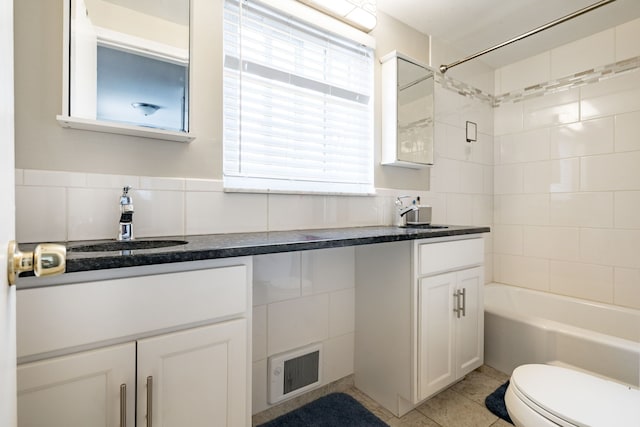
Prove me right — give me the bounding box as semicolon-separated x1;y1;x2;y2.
16;259;251;427
355;237;484;417
136;320;247;427
17;342;136;427
18;321;247;427
417;266;483;400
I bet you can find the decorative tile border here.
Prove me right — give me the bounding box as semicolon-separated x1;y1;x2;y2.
435;55;640;108
495;55;640;107
436;74;494;106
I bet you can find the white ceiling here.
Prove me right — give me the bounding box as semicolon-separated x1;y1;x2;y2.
376;0;640;69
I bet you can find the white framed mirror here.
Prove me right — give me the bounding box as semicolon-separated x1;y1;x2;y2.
381;51;434;168
57;0;194;142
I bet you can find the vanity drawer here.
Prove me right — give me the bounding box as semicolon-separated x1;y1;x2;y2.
418;238;483;276
17;264;248;359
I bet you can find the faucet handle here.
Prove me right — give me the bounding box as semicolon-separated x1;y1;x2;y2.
395;195;411;207
119;186;134;211
120;186;132;201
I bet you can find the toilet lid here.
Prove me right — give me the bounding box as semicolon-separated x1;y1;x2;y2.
510;364;640;427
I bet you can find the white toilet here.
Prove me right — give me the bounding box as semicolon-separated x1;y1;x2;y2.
505;364;640;427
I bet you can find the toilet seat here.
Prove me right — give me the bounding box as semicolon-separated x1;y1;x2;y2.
506;364;640;427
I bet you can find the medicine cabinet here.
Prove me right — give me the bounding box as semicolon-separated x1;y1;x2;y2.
57;0;194;142
381;51;434;168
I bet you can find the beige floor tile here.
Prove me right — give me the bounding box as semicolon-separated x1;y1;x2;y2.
253;366;514;427
416;388;499;427
452;370;505;405
327;374;355;393
490;418;514;427
386;409;442;427
344;387;397;422
477;365;510;383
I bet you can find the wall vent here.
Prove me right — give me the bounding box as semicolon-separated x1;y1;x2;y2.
268;343;323;404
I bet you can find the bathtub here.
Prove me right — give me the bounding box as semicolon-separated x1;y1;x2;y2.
484;283;640;387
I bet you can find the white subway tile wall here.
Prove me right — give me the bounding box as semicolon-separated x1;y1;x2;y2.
251;247;356;413
185;191;269;234
18;172;476;241
431;82;494;246
135;190;185;238
15;186;67;243
67;188;121;240
523;226;580;262
267;293;330;356
494;52;551;95
252;305;268;362
522;88;580;129
580;72;640;120
550;118;614;159
615;191;640;228
15;173;405;241
549;29;615;80
493;16;640;309
322;332;354;384
549;260;614;302
616;110;640;152
615;268;640;309
616;19;640;60
253;252;302;306
301;248;355;296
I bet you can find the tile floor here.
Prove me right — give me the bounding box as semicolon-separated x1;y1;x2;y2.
253;365;513;427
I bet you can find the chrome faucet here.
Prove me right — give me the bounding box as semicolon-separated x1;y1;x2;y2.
117;186;134;241
396;195;419;217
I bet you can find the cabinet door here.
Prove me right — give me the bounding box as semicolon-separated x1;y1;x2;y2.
455;267;484;377
17;343;135;427
137;319;248;427
417;272;456;401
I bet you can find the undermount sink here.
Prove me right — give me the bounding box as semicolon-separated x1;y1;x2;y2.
400;224;449;230
68;239;188;252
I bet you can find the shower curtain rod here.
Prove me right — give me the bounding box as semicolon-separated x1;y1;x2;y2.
439;0;617;74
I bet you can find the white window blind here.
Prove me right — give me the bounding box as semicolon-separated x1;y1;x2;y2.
223;0;374;194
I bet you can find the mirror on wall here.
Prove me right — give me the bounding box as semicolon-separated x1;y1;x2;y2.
381;51;434;168
59;0;192;141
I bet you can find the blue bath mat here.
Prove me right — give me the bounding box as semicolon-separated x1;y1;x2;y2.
257;392;389;427
485;381;513;425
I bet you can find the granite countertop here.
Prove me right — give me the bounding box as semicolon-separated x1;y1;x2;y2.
57;225;489;274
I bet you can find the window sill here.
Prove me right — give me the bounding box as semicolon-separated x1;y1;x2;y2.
56;116;195;143
380;159;432;169
223;187;377;197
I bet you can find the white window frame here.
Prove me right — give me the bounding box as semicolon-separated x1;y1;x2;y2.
222;0;376;195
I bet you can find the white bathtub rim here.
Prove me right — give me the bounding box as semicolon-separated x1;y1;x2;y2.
485;282;640;317
485;282;640;342
485;309;640;355
484;282;640;388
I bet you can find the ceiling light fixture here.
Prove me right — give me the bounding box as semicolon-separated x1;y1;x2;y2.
131;102;161;116
298;0;377;32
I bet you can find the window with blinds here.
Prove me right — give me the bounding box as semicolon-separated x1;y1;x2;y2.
223;0;375;194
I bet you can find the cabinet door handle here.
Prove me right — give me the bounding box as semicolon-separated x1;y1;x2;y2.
120;384;127;427
146;376;153;427
453;290;461;318
460;288;466;317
